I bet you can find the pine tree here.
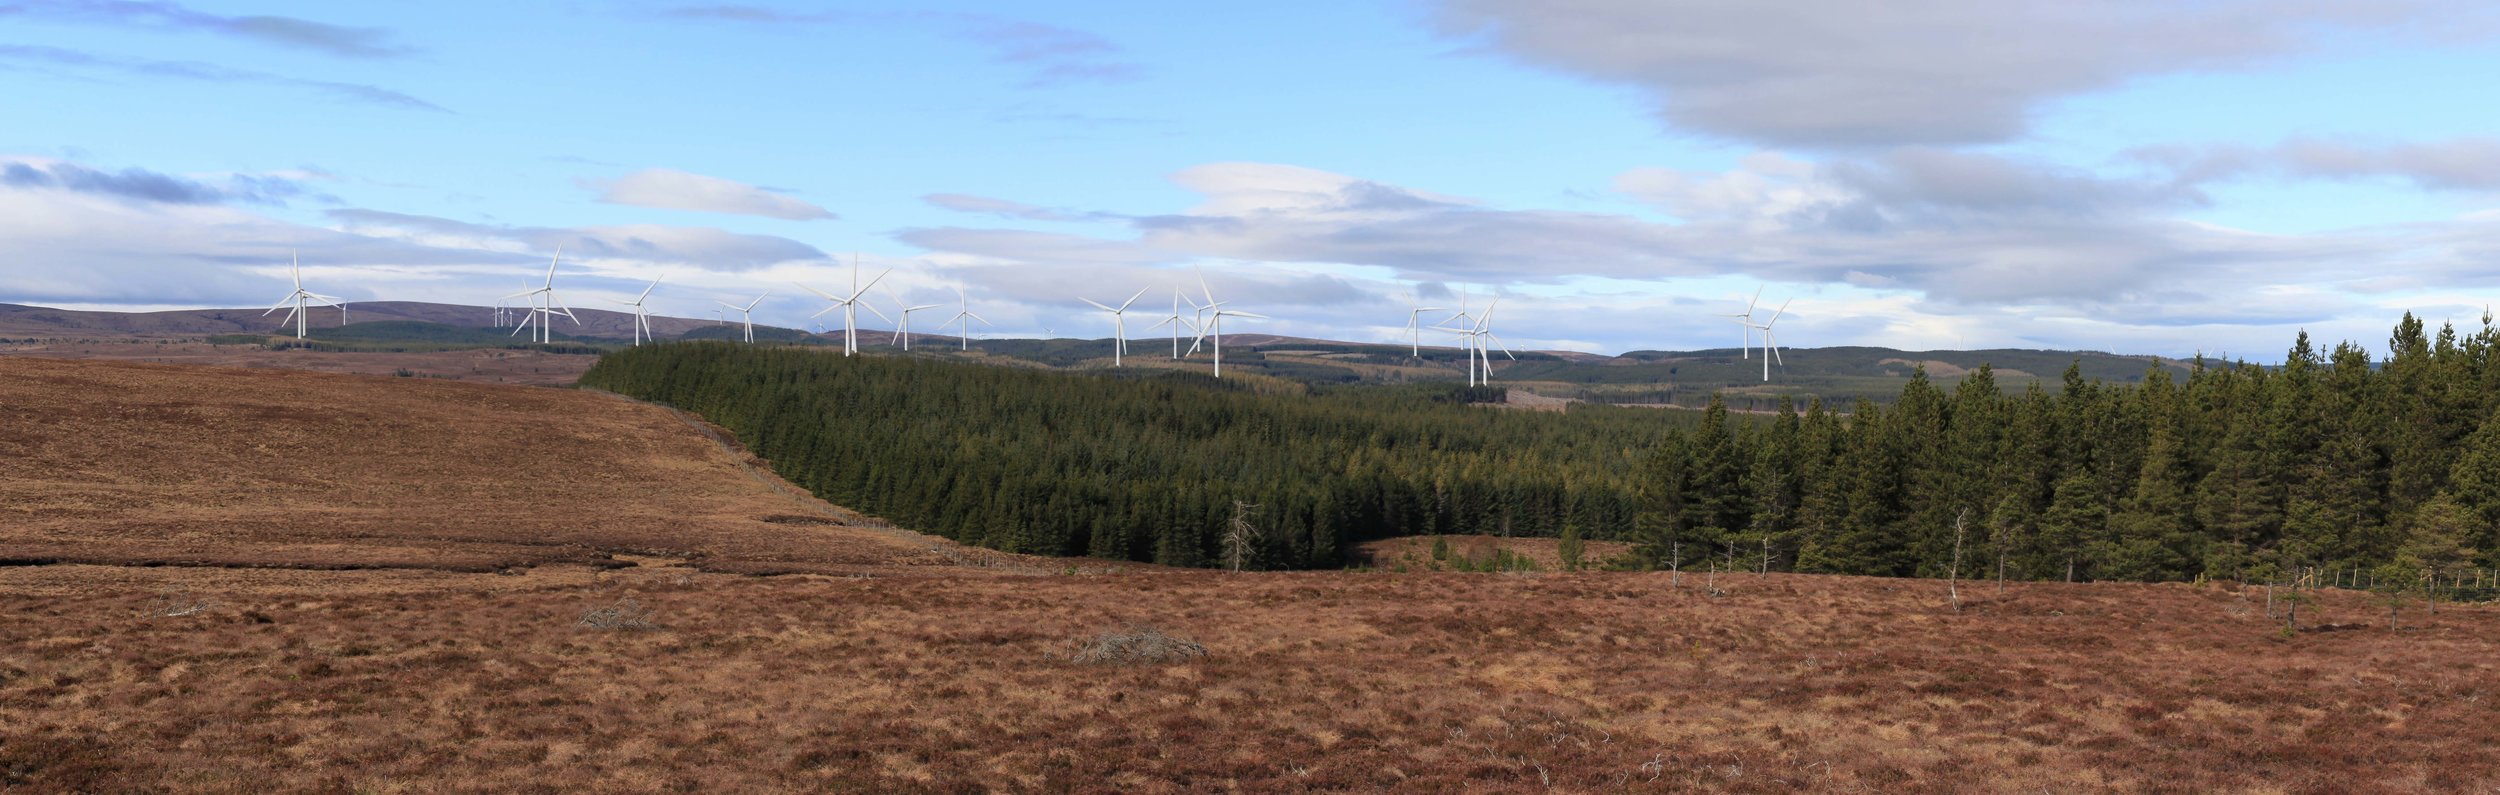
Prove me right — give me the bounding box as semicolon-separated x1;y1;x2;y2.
2041;471;2105;581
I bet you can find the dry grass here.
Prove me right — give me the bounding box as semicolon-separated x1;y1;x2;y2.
6;568;2496;792
4;356;2499;792
0;340;601;386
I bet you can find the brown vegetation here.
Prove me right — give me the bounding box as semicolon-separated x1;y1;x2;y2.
4;356;2497;792
0;340;600;385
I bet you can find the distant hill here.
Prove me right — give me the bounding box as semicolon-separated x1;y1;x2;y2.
0;301;749;342
0;301;2196;405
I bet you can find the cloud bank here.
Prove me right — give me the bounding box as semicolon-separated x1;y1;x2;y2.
591;169;836;221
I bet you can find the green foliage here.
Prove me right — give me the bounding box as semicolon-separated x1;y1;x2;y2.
582;344;1663;568
585;310;2500;580
1558;523;1586;572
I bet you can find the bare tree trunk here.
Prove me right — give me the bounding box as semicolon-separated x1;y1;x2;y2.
1223;501;1261;573
1670;540;1681;588
1759;536;1769;578
1949;509;1969;614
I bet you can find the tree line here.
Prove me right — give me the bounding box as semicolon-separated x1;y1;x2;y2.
579;344;1672;568
1645;313;2500;585
582;311;2500;582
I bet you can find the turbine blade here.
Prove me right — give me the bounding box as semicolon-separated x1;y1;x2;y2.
1765;298;1791;327
854;268;891;299
1081;297;1116;313
1118;286;1150;312
639;275;662;302
860;301;893;324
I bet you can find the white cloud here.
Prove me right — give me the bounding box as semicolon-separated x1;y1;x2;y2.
1433;0;2494;148
590;168;836;221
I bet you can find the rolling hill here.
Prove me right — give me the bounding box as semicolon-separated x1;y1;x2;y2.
2;301;2195;405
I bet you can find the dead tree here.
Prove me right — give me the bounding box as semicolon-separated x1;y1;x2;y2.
1222;501;1261;573
1670;539;1681;588
1948;508;1970;614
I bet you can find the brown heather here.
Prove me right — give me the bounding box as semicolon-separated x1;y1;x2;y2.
4;357;2498;793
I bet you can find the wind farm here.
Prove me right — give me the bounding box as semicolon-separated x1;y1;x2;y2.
7;1;2500;792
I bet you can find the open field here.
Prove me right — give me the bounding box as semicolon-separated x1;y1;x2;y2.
0;341;601;386
0;356;1013;574
5;356;2499;792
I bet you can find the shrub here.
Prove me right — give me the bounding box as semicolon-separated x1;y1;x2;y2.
1069;626;1207;666
577;598;658;631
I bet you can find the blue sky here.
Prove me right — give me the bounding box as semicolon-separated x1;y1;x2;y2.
4;0;2499;359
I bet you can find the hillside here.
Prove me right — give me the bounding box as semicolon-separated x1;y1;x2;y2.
2;355;2495;791
2;302;2199;405
0;356;1011;575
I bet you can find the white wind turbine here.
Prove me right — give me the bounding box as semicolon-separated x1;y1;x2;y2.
1146;285;1196;359
801;255;892;356
1440;298;1515;387
886;287;942;351
1443;284;1475;331
1718;286;1764;359
1402;292;1448;358
718;290;771;344
261;251;343;340
1185;273;1266;378
505;248;579;344
609;274;664;346
1081;286;1152;366
945;285;991;350
1750;298;1792;382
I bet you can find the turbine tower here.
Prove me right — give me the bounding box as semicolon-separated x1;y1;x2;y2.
1184;273;1265;378
1443;284;1475;331
718;290;771;344
801;255;892;356
1440;298;1514;387
1146;285;1196;359
1750;298;1792;382
609;274;664;346
945;285;991;350
1718;286;1763;359
886;288;942;351
505;248;579;345
1402;292;1448;358
260;251;343;340
1081;286;1152;366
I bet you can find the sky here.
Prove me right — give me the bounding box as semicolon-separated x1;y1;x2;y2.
4;0;2500;360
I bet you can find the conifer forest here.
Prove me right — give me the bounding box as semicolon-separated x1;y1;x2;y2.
581;312;2500;582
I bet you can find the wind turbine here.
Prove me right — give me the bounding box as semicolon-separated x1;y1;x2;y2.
1081;286;1152;366
718;290;771;344
1146;286;1196;359
886;288;942;351
800;255;892;356
260;251;343;340
945;285;990;350
609;274;664;346
1718;286;1763;359
1440;298;1514;386
505;248;578;345
1184;273;1266;378
1402;292;1448;358
1442;284;1475;331
1750;298;1791;382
